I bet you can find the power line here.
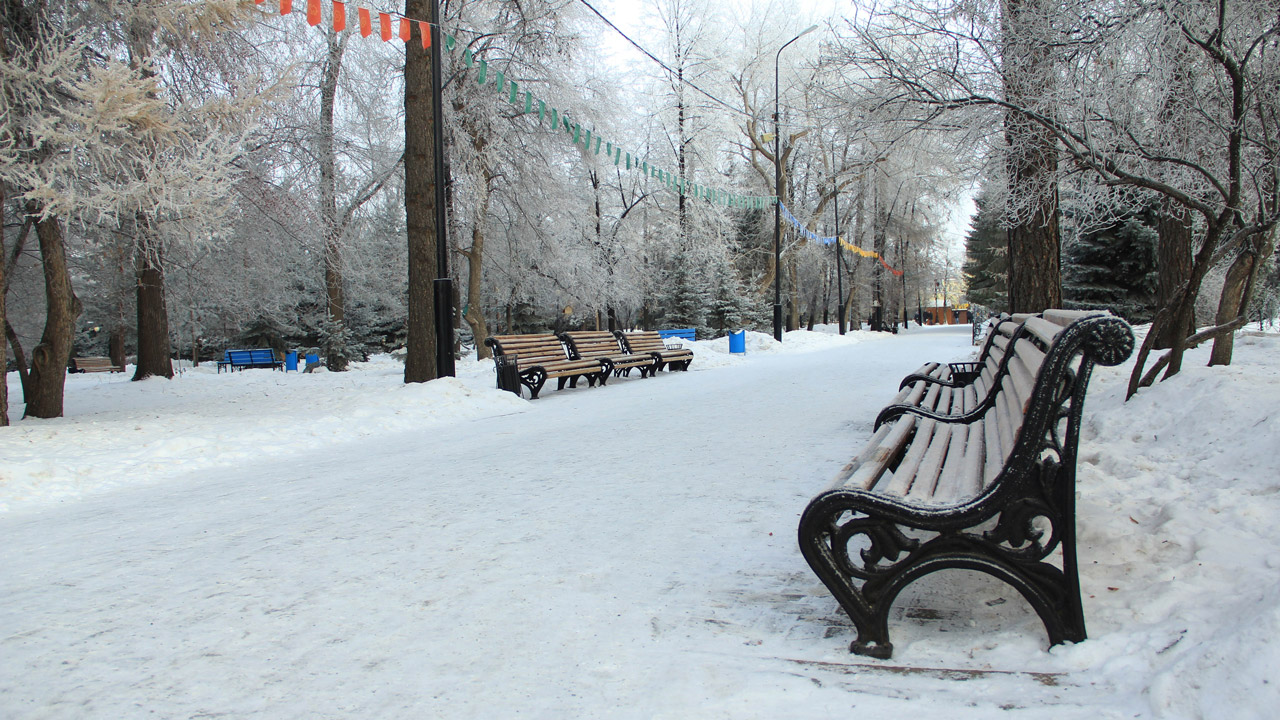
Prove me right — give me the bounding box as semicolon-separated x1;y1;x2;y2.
574;0;755;120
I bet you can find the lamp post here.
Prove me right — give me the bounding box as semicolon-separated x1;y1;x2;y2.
773;24;819;343
832;146;845;335
430;0;455;377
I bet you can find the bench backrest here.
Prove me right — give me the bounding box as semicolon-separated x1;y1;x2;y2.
559;331;626;360
657;328;696;342
984;311;1132;480
485;334;570;371
225;348;277;365
618;331;674;354
72;357;120;371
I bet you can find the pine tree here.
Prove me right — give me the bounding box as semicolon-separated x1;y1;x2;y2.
662;249;708;332
962;191;1008;311
707;262;751;336
1063;204;1158;323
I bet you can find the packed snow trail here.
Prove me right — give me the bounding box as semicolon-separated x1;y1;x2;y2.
7;324;1265;718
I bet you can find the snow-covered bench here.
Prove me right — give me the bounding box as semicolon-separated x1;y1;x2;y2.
484;334;609;399
615;330;693;372
797;310;1134;659
559;330;659;379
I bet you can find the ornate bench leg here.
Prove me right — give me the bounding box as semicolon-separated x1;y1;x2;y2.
522;368;547;399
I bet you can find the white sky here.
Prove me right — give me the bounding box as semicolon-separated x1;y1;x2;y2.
587;0;974;256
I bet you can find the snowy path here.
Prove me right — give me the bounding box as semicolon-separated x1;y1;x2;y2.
0;325;1218;718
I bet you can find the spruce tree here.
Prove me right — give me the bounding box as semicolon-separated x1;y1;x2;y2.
962;191;1008;311
1063;205;1158;323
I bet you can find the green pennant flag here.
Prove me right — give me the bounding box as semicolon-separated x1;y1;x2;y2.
626;153;631;170
594;136;602;155
524;90;533;113
495;70;505;93
605;141;612;156
463;47;473;68
614;147;621;166
642;162;648;176
446;34;456;51
538;100;546;122
510;82;520;105
476;59;488;84
549;108;558;130
581;127;589;148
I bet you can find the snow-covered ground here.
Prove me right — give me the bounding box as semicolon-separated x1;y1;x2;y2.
2;323;1277;718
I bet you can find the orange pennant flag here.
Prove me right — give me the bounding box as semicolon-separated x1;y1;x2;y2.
379;12;392;41
332;1;345;31
279;0;292;15
419;21;431;49
306;0;320;26
399;18;411;42
358;7;371;37
254;0;265;5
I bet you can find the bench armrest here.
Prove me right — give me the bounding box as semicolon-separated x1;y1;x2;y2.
873;397;995;430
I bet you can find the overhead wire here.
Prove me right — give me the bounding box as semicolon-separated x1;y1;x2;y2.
574;0;757;120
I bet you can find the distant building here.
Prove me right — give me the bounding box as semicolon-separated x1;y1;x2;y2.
923;304;970;325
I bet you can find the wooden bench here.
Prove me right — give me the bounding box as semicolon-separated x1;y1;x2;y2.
616;330;694;372
559;330;659;379
217;348;283;373
797;310;1134;659
69;356;123;373
484;334;609;399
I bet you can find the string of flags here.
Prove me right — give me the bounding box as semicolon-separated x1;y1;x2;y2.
260;0;778;210
779;203;904;276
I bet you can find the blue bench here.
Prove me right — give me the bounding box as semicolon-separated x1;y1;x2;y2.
657;328;696;343
217;348;283;373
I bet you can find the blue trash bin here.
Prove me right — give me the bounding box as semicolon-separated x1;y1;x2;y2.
728;330;746;354
285;351;298;372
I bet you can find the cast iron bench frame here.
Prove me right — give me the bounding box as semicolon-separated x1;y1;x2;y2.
797;311;1134;659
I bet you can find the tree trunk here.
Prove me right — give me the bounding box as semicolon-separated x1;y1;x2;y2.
462;176;492;361
404;0;440;383
24;205;80;419
132;213;173;380
0;188;7;427
787;257;800;331
1154;202;1194;349
1209;233;1275;366
321;29;349;372
1002;0;1061;314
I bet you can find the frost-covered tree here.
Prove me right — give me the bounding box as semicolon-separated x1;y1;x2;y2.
845;0;1280;396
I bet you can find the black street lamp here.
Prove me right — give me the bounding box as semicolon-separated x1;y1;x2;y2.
773;24;819;343
832;146;845;335
430;0;455;377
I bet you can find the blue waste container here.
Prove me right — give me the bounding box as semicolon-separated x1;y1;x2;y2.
285;351;298;372
728;330;746;354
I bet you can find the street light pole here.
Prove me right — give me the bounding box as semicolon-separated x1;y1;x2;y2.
773;24;819;343
430;0;454;377
833;145;845;335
